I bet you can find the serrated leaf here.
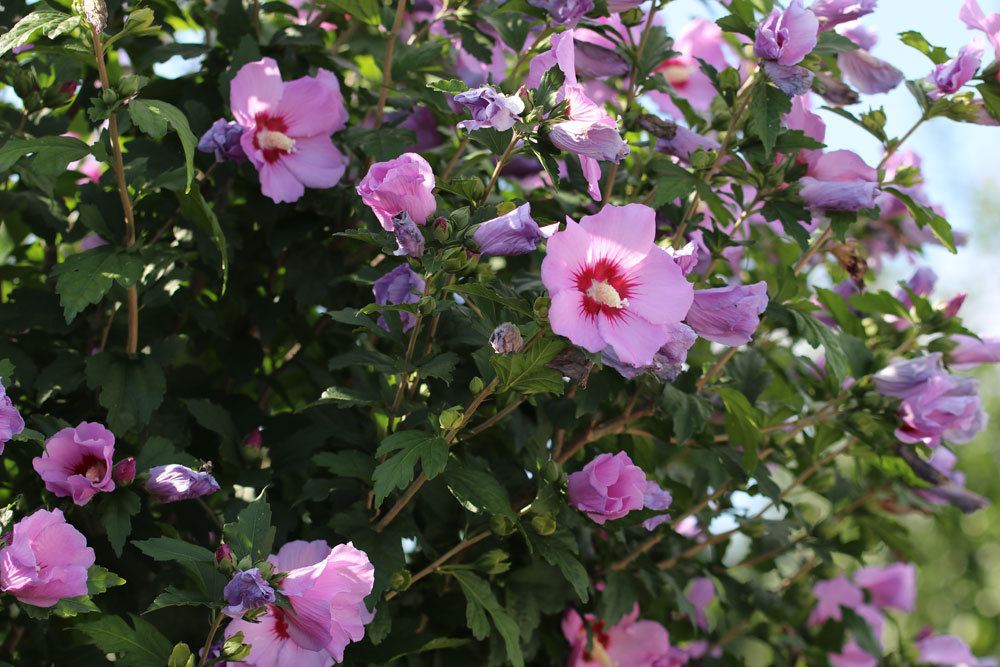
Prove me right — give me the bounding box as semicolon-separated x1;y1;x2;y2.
748;84;792;158
427;78;470;94
491;337;566;395
133;537;216;563
85;352;166;434
0;9;79;57
525;532;590;602
129;99;197;190
77;614;173;667
51;246;143;323
100;490;141;556
444;458;515;519
372;431;448;507
321;0;380;24
0;136;90;176
223;493;274;563
147;586;215;613
314;451;375;481
898;30;949;65
444;283;534;317
452;571;524;667
661;385;712;444
883;187;956;253
177;189;228;293
716;386;763;472
600;569;637;625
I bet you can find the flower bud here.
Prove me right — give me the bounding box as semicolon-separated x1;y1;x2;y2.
438;406;464;431
111;457;136;485
489;323;524;355
389;569;412;592
542;460;562;483
468;376;485;393
531;514;557;536
215;544;235;567
533;296;551;321
476;549;511;575
222;568;276;618
433;217;449;242
418;296;437;315
490;514;517;537
243;429;263;449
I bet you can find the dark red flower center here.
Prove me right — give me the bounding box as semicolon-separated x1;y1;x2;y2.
656;57;691;89
270;604;290;639
582;620;612;662
253;114;295;164
72;455;107;483
574;257;635;322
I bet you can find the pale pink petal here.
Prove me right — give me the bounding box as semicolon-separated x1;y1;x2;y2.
580;155;603;200
623;247;693;326
271;539;331;572
549;290;606;353
541;219;593;293
282;137;347;189
259;161;306;204
231;58;284;127
277;69;348;137
598;313;671;366
810;149;877;181
578;203;655;268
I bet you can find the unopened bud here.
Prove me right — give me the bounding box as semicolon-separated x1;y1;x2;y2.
490;514;517;537
418;296;437;315
438;406;464;431
542;460;562;484
476;549;511;575
433;217;449;242
112;457;136;485
531;514;557;536
243;429;263;449
533;296;551;321
389;570;412;592
82;0;108;32
468;376;485;393
489;323;524;355
215;544;235;567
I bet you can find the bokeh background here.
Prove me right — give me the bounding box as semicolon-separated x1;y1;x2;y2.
663;0;1000;657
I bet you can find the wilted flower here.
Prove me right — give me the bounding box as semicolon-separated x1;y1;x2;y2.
453;86;525;132
145;464;221;503
0;508;95;607
224;540;375;665
602;322;697;384
473;203;543;256
490;323;524;355
223;568;277;618
373;264;425;332
755;0;819;67
907;447;989;513
541;204;693;366
949;334;1000;369
799;150;879;211
230;58;348;203
685;282;769;346
391;211;426;258
112;457;136;485
197;118;247;163
836;24;905;95
0;380;25;455
357;153;436;231
567;451;647;524
32;422;116;506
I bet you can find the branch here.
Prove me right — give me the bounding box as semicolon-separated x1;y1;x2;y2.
374;0;409;128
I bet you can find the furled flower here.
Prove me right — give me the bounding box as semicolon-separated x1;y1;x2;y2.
654;125;721;164
230;58;349;203
687;578;716;631
224;540;375;665
357;153;436;231
372;264;425;332
453;86;525;132
602;322;697;384
811;0;876;30
562;606;671;667
896;374;986;447
391;212;426;258
853;562;916;612
799;150;879;211
873;353;945;398
909;447;989;513
197;118;247;163
473;203;543;256
754;0;819;67
32;422;116;506
929;39;985;96
548;85;629;164
243;428;264;449
541;204;694;366
949;334;1000;369
567;451;647;524
809;576;864;626
223;568;277;618
145;464;221;503
916;633;999;667
112;457;136;485
0;508;95;608
216;544;235;566
836;24;905;94
685;281;768;346
527;0;593;25
0;380;25;455
652;19;732;115
490;323;524;355
764;61;816;97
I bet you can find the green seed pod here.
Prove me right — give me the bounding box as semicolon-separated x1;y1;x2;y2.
533;295;551;321
468;376;485;394
476;549;511;575
531;514;557;536
438;405;464;431
542;460;562;483
490;514;517;537
389;570;412;592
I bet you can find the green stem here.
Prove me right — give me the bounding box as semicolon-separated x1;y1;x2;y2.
199;611;225;666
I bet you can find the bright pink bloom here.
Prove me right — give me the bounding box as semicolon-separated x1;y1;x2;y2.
916;634;999;666
853;562;916;612
0;380;25;455
685;281;769;346
755;0;819;67
527;31;577;89
357;153;436;231
799;149;879;211
567;451;647;524
231;58;348;204
929;39;985;96
562;605;671;666
808;576;864;626
837;24;904;95
0;508;95;608
225;540;375;666
960;0;1000;63
541;204;693;366
949;334;1000;369
653;19;731;115
32;422;116;506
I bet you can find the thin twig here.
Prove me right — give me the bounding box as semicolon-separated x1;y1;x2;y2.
441;135;470;181
384;530;490;601
479;133;519;206
792;225;832;275
374;0;409;128
695;347;738;392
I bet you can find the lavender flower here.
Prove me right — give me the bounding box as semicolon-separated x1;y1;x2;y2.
223;568;276;618
373;264;425;332
145;464;221;503
490;323;524;355
810;0;876;30
391;212;425;258
0;380;25;455
453;86;525;132
685;282;769;346
754;0;819;66
526;0;593;25
473;203;543;256
197;119;247;163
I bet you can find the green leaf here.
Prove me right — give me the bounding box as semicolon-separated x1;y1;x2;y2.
898;30;949;64
389;637;471;662
221;631;252;662
444;458;516;519
470;128;514;156
0;9;80;57
77;614;173;667
842;607;881;657
452;571;525;667
133;537;216;563
491;337;566;395
185;397;239;445
883;187;956;253
747;84;791;159
661;385;712;444
22;565;126;619
649;157;697;208
444;283;534;317
427;78;470;95
812;31;859;55
85;352;166;434
342;127;417;162
526;531;590;602
815;287;864;338
51;246;143;323
419;352;460;384
439;178;486;205
321;0;381;24
147;586;216;612
177;189;229;293
314;386;378;407
223;492;275;563
100;490;141;557
88;566;126;597
104;8;158;48
600;569;638;625
716;387;763;472
0;136;90;176
372;431;449;507
761;200;811;250
976;81;1000;122
788;309;850;381
128;99;197;191
314;450;375;481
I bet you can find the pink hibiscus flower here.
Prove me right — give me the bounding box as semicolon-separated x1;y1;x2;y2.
541;204;693;366
230;58;349;204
